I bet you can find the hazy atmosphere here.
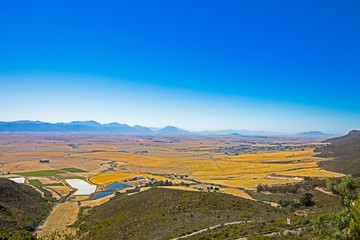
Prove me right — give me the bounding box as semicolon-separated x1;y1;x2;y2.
1;1;360;133
2;2;360;240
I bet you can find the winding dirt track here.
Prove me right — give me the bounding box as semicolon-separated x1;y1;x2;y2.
171;220;252;240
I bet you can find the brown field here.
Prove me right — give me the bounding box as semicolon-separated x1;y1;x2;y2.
46;185;72;196
219;188;253;200
36;202;79;237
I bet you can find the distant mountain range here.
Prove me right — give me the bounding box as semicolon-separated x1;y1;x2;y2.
0;120;334;136
298;131;328;136
0;121;188;135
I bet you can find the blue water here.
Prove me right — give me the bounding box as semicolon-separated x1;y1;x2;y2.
105;183;132;191
92;191;115;200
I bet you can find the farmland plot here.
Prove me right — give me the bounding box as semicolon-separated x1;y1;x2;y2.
37;202;79;237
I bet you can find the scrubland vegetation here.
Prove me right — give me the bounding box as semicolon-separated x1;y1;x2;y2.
0;179;52;233
74;188;289;240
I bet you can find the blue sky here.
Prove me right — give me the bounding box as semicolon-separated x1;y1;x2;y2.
0;1;359;133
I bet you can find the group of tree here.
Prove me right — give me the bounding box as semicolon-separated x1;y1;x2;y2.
314;175;360;239
256;178;327;194
277;193;314;211
144;179;173;187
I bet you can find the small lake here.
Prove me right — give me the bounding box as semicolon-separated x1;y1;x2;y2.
105;183;132;191
93;191;115;200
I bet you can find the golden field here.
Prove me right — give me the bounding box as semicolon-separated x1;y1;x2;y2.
0;133;343;192
36;202;78;237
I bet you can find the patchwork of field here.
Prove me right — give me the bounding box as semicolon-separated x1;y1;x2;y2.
0;133;342;195
189;150;343;189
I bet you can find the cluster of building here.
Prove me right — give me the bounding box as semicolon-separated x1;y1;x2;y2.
193;143;322;155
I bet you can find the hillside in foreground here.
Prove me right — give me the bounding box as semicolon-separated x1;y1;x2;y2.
0;179;52;233
75;188;290;240
317;130;360;176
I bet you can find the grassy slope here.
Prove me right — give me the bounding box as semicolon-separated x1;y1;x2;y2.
190;180;342;240
317;130;360;176
0;179;52;232
76;188;291;240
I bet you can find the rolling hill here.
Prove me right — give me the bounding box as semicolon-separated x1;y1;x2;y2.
76;188;290;240
0;179;52;232
317;130;360;176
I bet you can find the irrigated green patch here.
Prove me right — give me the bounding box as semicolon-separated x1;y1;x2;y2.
16;170;66;177
28;179;42;186
28;179;63;187
60;167;87;173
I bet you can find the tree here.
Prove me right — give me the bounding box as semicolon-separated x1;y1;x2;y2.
326;175;358;207
314;175;360;239
349;196;360;239
299;192;314;207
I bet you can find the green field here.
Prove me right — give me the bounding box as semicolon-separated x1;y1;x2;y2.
60;167;87;173
28;179;63;187
16;170;66;177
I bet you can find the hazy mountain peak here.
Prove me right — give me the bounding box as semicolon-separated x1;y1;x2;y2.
298;131;326;136
103;122;129;127
157;126;190;134
69;120;101;126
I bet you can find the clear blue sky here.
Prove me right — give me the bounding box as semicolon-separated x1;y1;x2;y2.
0;1;359;133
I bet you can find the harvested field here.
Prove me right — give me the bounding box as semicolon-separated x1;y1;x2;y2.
37;202;79;237
1;161;51;172
0;134;343;193
46;185;72;196
189;150;343;189
220;188;254;200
